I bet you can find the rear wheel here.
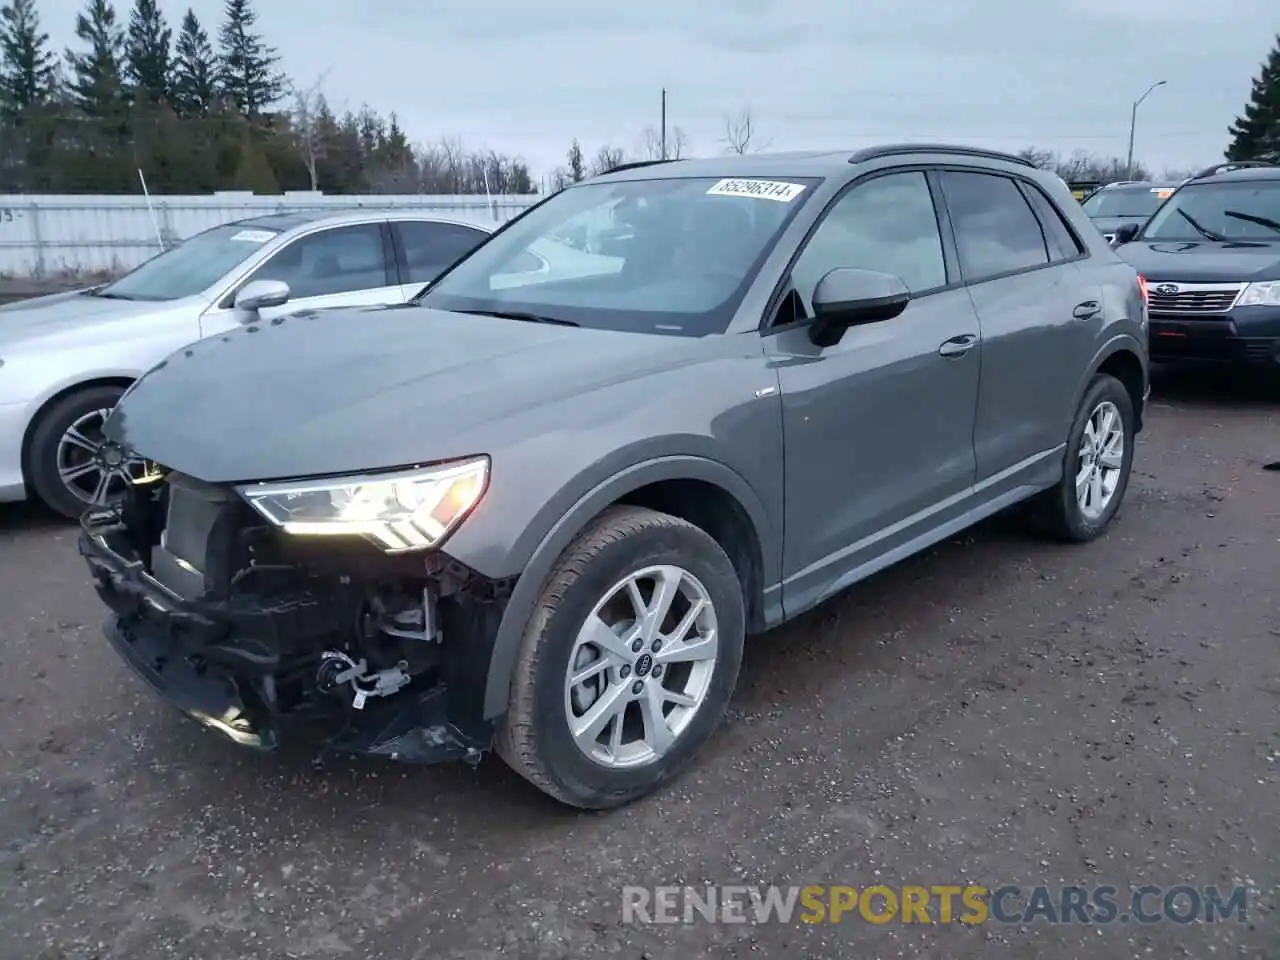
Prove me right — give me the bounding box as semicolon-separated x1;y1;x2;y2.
26;385;144;520
498;505;745;809
1029;373;1135;541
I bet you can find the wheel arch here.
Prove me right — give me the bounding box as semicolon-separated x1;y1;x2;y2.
478;456;776;720
1075;338;1148;434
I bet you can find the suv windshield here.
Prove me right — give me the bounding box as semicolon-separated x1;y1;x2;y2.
95;223;281;301
1140;180;1280;242
1081;186;1169;219
419;175;819;336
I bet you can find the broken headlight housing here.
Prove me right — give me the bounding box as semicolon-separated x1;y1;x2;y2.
237;456;489;553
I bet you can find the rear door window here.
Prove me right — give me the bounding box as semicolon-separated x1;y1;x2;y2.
939;171;1050;281
394;221;490;284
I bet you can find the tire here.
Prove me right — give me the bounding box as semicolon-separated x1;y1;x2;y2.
1029;373;1135;542
26;384;130;520
497;505;745;809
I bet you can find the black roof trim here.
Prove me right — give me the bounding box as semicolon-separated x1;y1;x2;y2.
1190;160;1278;180
848;143;1034;168
595;158;686;176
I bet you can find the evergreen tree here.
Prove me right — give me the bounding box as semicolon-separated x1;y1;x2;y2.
215;0;283;116
1226;35;1280;162
64;0;126;117
171;8;215;117
567;138;584;182
124;0;170;104
0;0;58;116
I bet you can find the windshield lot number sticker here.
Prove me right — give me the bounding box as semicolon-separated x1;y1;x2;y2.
706;179;806;202
230;229;275;243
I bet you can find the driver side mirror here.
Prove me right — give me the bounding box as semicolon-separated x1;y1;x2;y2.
1112;222;1141;246
808;268;910;347
234;279;290;315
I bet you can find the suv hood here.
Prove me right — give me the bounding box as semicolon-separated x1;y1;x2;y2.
1116;240;1280;283
107;305;717;483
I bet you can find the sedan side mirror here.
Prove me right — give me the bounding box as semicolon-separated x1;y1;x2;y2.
808;268;910;347
1112;222;1141;246
234;279;291;314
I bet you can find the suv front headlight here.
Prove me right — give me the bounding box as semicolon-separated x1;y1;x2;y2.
1236;280;1280;307
237;456;489;553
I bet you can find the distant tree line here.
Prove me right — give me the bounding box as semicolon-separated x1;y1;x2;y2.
0;0;537;194
1015;148;1158;184
4;0;1275;198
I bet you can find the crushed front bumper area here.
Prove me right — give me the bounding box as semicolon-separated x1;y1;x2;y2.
79;483;505;765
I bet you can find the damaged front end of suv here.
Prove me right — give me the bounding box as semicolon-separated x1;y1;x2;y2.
79;458;511;763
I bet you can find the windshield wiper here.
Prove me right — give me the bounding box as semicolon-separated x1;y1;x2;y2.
85;288;135;300
1175;209;1226;241
1223;209;1280;234
452;308;579;327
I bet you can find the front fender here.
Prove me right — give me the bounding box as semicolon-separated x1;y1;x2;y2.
458;453;776;720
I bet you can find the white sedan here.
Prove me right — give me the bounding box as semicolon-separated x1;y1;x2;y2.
0;210;498;518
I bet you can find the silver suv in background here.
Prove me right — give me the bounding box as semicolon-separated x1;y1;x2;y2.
81;145;1150;809
0;211;496;518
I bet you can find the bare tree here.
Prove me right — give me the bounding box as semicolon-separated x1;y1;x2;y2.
721;106;770;154
288;69;330;191
1017;146;1152;183
589;144;626;176
1015;147;1057;170
640;124;689;161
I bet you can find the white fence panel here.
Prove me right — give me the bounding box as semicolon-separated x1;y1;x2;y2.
0;192;541;277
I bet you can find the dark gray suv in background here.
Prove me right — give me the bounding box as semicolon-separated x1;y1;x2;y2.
80;144;1150;809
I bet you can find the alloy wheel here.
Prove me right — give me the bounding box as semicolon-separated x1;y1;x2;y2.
563;564;719;769
55;408;146;506
1075;400;1125;520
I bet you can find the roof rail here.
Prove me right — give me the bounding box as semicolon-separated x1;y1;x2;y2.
848;143;1034;168
1190;160;1277;179
595;158;685;176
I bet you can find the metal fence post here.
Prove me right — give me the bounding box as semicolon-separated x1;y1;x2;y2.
29;201;45;278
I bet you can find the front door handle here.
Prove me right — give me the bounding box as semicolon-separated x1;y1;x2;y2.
1073;300;1101;320
938;333;978;357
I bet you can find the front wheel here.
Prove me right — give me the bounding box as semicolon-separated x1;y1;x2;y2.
26;385;144;520
1029;373;1136;541
497;505;745;809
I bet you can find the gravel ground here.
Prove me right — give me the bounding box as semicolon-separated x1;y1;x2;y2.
0;367;1276;960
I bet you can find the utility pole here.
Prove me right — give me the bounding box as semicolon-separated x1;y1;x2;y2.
1125;79;1166;179
660;88;667;160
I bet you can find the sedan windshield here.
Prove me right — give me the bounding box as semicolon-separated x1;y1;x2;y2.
419;175;819;336
95;223;281;301
1081;186;1168;219
1140;180;1280;241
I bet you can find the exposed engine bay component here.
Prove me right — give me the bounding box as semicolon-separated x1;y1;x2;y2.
367;588;440;643
317;651;412;710
79;476;508;765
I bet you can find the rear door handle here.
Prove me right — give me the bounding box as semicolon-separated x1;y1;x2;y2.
1073;300;1101;320
938;333;978;357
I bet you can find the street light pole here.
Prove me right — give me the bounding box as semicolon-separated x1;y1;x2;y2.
1125;80;1167;179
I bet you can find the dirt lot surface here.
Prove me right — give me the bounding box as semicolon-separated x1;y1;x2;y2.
0;367;1276;959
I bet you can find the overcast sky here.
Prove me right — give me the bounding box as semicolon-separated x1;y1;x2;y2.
36;0;1279;181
